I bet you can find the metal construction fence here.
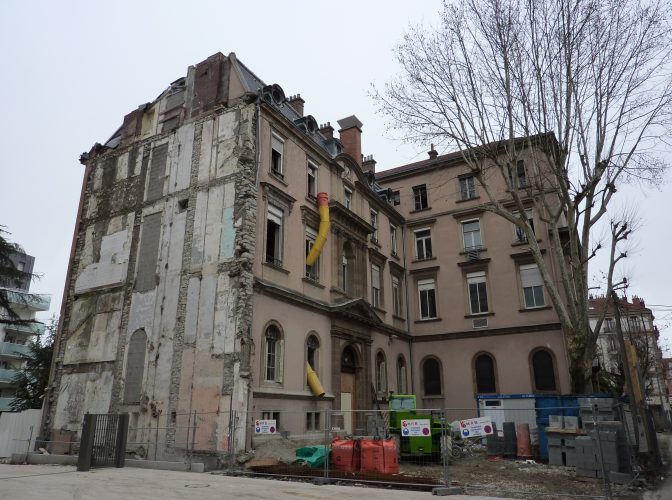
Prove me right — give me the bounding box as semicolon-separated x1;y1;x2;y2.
219;402;641;498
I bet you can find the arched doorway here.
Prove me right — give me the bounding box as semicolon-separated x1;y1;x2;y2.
340;345;358;433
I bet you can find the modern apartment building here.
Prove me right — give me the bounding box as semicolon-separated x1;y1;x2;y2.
0;246;50;412
588;295;671;428
44;51;572;461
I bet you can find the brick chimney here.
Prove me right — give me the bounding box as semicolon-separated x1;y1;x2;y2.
319;122;334;139
287;94;305;117
428;144;438;160
337;115;363;166
362;155;376;174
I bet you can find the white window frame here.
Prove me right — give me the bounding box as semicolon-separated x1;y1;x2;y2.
271;134;284;176
390;225;398;255
413;184;428;210
418;278;437;320
370;209;378;241
307;162;318;199
266;204;284;266
467;271;489;314
371;263;381;308
414;228;433;260
392;275;401;317
520;263;545;309
459;175;476;200
344;186;353;210
462;219;482;251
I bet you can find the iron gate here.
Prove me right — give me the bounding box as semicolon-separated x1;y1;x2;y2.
77;413;129;471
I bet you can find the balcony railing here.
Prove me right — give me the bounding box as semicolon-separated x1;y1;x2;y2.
0;397;15;411
0;368;18;384
465;246;483;261
3;290;51;311
4;321;45;336
0;342;30;358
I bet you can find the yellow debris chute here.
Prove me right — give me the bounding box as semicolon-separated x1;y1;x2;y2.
306;362;325;397
306;192;330;266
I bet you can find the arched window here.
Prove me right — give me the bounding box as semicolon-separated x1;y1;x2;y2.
532;349;557;391
422;357;442;396
264;324;283;383
474;353;497;393
397;355;408;394
375;351;387;393
306;334;320;374
341;345;357;373
124;329;147;404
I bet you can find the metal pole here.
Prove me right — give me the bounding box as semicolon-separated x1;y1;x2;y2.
190;411;197;471
442;409;449;487
25;425;34;460
154;417;159;461
592;404;613;500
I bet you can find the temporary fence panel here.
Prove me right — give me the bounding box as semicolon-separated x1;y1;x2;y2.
0;408;41;457
77;413;129;471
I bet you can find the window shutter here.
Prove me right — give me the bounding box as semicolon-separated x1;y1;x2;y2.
520;264;543;287
268;205;283;225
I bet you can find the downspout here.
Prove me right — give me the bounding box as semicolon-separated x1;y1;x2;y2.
401;224;414;393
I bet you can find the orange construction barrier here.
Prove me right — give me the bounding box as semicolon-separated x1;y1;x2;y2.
360;438;399;474
331;437;360;472
516;423;533;458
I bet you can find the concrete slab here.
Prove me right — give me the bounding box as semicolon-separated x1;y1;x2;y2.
0;464;513;499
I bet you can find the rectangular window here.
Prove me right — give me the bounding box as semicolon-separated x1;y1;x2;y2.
271;135;284;176
390;225;398;255
513;209;535;242
507;160;527;189
307;162;317;199
467;271;489;314
261;411;280;429
392;276;402;317
392;190;400;206
370;210;378;241
604;318;615;333
413;184;428;210
265;339;277;381
371;263;381;308
415;228;433;260
418;278;437;320
459;175;476;200
306;412;321;431
462;220;482;250
266;204;283;267
344;187;352;210
305;227;319;281
520;264;545;308
629;317;641;332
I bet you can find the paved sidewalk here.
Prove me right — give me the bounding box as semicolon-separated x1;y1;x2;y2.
0;464;513;499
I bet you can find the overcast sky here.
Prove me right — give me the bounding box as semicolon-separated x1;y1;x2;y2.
2;0;671;351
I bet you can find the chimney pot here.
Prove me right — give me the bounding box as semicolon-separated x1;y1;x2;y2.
319;122;334;139
428;143;438;160
288;94;305;117
362;154;377;174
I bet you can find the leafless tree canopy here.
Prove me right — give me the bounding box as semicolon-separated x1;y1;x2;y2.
374;0;672;392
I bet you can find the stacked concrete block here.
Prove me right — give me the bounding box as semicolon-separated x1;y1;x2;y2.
574;422;631;479
546;431;578;466
579;398;617;424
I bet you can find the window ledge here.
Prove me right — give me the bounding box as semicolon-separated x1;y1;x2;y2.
456;196;480;204
511;238;542;247
303;277;325;289
410;207;432;214
263;262;290;274
390;252;400;260
459;247;488;255
392;314;406;322
519;305;552;312
306;195;317;205
464;312;495;318
370;238;382;248
269;171;288;186
373;306;386;315
412;256;437;264
415;317;442;323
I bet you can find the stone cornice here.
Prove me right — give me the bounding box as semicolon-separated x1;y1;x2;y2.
411;322;562;342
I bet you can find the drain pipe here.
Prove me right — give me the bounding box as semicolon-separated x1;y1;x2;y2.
401;223;415;393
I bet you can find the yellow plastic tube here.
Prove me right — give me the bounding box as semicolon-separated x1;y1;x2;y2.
306;192;330;266
306;362;325;397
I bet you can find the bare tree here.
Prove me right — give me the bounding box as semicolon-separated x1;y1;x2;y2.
374;0;672;392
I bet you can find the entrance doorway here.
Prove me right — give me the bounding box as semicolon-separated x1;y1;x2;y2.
340;345;357;433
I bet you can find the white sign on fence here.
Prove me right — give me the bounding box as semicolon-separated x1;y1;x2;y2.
254;419;277;434
400;419;431;437
458;416;494;438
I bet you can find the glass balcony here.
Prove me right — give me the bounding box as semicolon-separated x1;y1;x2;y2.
0;397;14;411
0;342;30;358
4;290;51;311
0;368;18;384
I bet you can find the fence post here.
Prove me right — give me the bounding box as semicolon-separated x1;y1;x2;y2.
190;411;197;471
77;413;95;472
154;416;160;461
25;425;34;459
592;404;613;500
442;409;450;487
323;409;331;481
